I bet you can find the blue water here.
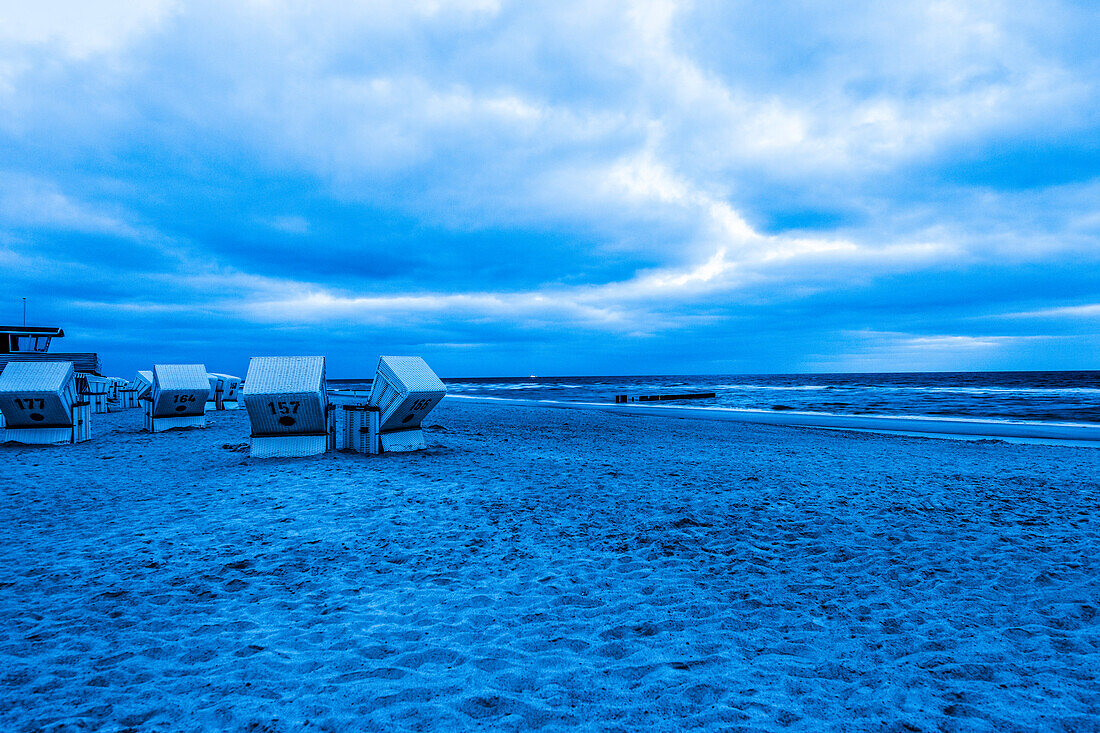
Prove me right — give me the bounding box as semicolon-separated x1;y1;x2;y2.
330;371;1100;424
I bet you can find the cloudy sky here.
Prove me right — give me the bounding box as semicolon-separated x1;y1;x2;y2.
2;0;1098;377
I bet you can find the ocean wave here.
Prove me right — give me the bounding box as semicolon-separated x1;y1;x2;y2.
712;384;1100;395
344;372;1100;424
712;384;831;391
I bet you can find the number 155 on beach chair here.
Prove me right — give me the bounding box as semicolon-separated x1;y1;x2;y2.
368;355;446;452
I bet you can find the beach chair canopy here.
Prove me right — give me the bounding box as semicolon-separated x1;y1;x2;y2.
369;356;447;432
131;370;154;399
151;363;209;417
82;375;111;395
0;360;78;427
242;356;327;435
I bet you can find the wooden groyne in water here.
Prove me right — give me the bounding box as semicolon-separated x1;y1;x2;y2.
615;392;716;403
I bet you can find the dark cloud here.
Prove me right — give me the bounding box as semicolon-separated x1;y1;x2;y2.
1;0;1098;376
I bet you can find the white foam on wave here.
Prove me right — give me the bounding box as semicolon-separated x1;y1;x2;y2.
713;384;1100;395
449;381;1100;397
857;385;1100;395
713;384;831;391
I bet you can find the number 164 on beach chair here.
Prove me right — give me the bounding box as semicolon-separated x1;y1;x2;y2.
143;364;209;432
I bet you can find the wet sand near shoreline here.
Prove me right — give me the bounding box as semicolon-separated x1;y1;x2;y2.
1;400;1098;731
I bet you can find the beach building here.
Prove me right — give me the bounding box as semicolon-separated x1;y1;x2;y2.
0;361;91;444
144;364;209;432
0;325;101;375
242;356;329;458
368;356;447;452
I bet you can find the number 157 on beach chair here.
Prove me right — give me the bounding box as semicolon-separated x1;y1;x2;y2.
242;356;329;458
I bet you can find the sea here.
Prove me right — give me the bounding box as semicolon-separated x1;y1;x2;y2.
329;371;1100;425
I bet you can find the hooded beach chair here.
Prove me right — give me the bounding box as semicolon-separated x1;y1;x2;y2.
242;356;329;458
205;374;219;411
0;361;91;444
144;364;209;432
206;372;242;410
330;390;380;455
368;356;447;452
82;375;112;414
216;373;241;409
133;370;153;400
117;371;150;409
106;377;128;406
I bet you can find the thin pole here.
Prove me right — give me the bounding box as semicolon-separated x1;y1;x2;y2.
22;297;26;326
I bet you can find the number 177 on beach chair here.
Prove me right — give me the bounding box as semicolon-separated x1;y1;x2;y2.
0;361;91;444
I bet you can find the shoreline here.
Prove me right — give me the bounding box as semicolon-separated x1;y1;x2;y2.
446;395;1100;447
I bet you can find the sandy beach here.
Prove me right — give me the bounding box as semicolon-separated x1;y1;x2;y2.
1;399;1098;731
